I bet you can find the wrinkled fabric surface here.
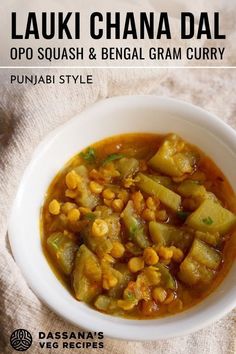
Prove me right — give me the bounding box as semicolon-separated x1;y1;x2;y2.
0;1;236;352
0;67;236;354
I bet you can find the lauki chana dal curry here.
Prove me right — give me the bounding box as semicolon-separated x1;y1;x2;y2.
41;134;236;318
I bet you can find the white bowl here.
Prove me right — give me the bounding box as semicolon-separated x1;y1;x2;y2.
8;96;236;341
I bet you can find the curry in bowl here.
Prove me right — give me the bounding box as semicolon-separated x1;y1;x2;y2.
41;133;236;318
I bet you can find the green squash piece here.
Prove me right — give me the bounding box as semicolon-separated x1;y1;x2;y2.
149;175;173;188
116;157;139;178
148;134;196;177
94;295;118;313
82;213;121;257
195;231;220;247
104;214;122;242
149;221;193;251
73;245;102;302
177;180;207;198
177;181;219;210
178;238;222;286
137;173;181;211
186;199;236;235
74;165;99;209
47;232;78;275
154;263;176;290
125;242;143;256
149;221;172;245
121;200;150;249
179;257;214;286
189;238;221;269
108;264;133;298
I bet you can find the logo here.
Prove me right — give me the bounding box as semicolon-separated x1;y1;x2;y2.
10;329;33;352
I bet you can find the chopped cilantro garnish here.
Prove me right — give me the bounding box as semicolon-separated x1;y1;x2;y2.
51;241;60;251
177;211;190;221
202;216;213;225
126;292;135;301
50;235;62;251
80;147;96;163
85;213;96;221
103;153;125;165
130;225;138;235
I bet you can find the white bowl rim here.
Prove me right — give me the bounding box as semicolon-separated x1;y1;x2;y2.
8;95;236;341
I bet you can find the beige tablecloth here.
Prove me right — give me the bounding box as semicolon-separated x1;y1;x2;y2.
0;67;236;354
1;1;236;352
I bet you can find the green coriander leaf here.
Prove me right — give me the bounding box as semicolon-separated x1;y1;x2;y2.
176;211;190;221
202;216;213;225
80;147;96;163
126;292;135;301
50;235;63;251
51;241;60;251
85;213;96;221
130;225;138;235
103;153;125;165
